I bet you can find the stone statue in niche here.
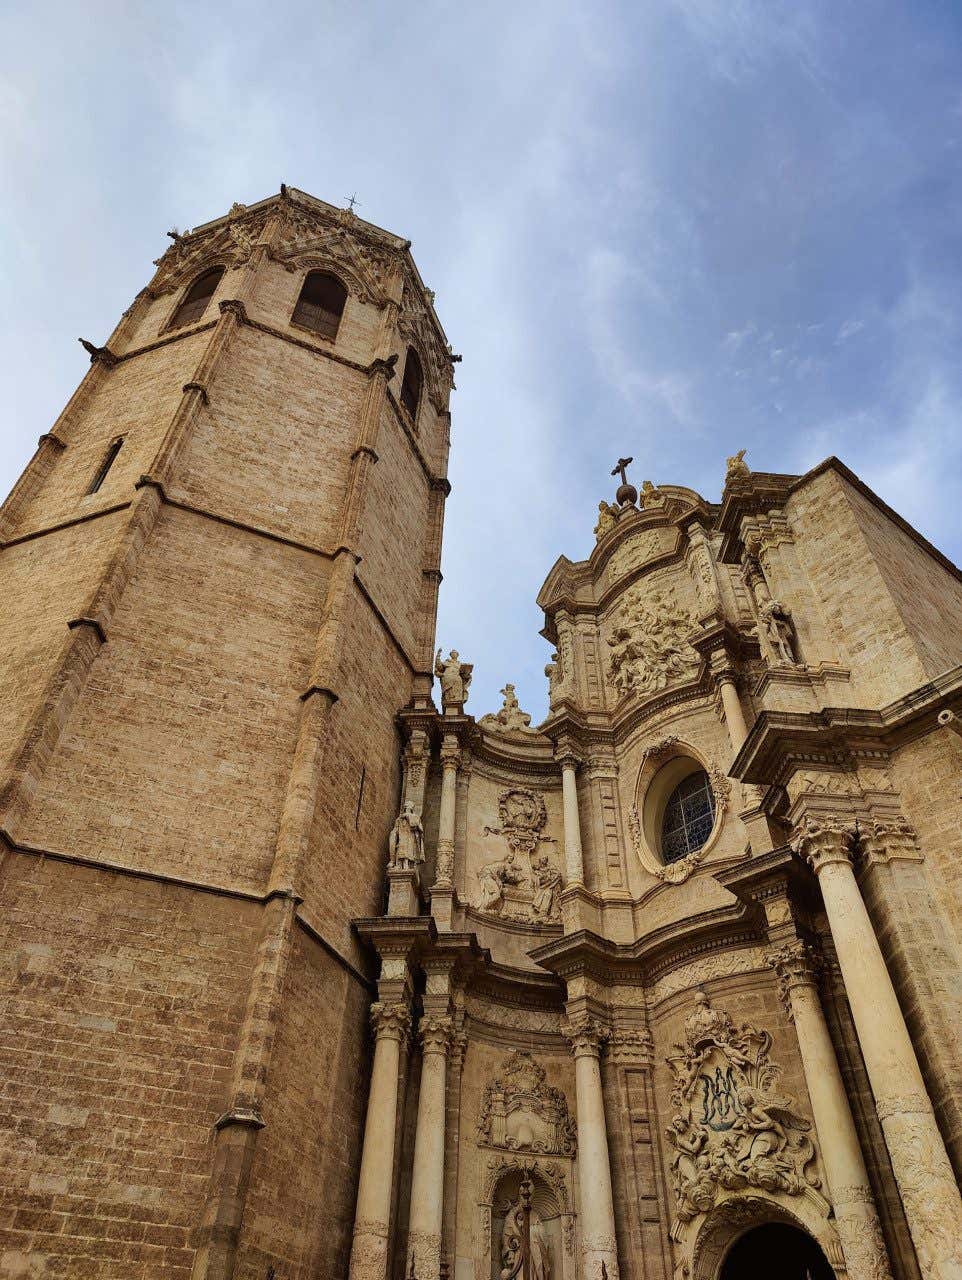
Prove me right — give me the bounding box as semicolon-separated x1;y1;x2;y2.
530;855;562;920
664;990;822;1235
594;500;618;541
544;653;561;707
434;647;473;709
479;683;537;734
759;600;797;665
387;800;423;869
477;1051;577;1157
500;1198;551;1280
607;586;699;699
477;851;528;912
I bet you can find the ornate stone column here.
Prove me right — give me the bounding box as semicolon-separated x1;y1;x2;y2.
562;1015;620;1280
710;658;749;751
768;941;892;1280
434;734;459;888
793;817;962;1280
348;1001;411;1280
406;1014;453;1280
558;749;585;888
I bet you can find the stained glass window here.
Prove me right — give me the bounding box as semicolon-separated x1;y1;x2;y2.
660;770;716;864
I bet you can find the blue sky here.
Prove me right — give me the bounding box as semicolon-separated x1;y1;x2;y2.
2;1;961;722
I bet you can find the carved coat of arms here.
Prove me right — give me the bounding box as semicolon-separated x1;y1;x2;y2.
665;991;822;1233
477;1051;576;1157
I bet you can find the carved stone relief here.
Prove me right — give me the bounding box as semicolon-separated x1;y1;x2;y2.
477;1052;577;1157
665;991;824;1235
479;684;539;735
473;788;562;924
606;587;699;700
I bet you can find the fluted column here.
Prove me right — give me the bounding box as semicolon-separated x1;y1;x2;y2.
768;941;892;1280
558;752;585;887
562;1016;620;1280
434;734;459;887
793;817;962;1280
348;1001;411;1280
406;1015;452;1280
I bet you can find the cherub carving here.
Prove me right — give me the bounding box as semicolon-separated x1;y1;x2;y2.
387;800;423;870
434;647;473;708
594;501;618;541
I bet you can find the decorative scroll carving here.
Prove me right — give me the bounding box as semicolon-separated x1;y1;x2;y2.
477;1052;576;1157
606;587;699;699
665;991;821;1233
479;684;538;735
790;814;856;874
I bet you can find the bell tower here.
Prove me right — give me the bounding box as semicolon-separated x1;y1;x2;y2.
0;190;456;1277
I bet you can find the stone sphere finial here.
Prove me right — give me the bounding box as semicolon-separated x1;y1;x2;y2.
611;455;638;507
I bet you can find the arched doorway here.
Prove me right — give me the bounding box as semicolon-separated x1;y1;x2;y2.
719;1223;835;1280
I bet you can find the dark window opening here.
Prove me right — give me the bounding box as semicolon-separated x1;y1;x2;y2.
170;267;224;329
87;437;125;495
292;271;347;340
400;348;422;420
660;770;716;864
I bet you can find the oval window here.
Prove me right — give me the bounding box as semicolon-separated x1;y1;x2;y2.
660;770;716;864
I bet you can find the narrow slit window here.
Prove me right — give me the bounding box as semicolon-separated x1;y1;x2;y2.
354;765;366;831
169;267;224;330
292;271;347;340
87;437;125;495
400;347;422;420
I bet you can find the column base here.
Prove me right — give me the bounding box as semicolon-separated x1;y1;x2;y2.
560;883;599;933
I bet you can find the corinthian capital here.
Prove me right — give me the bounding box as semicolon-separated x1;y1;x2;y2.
561;1014;609;1058
790;814;856;874
370;1000;411;1043
418;1014;453;1054
860;817;921;866
766;940;820;1018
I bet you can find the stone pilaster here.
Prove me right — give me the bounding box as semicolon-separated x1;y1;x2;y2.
793;816;962;1280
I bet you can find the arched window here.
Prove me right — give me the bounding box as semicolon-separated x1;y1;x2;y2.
292;270;347;340
400;347;422;420
170;267;224;329
660;770;716;864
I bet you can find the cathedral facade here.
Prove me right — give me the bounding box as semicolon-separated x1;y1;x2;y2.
1;190;961;1280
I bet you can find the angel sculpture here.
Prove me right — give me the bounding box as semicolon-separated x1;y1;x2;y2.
434;648;473;710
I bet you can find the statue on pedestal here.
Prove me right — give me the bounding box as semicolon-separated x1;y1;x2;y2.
435;648;473;709
388;800;424;870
